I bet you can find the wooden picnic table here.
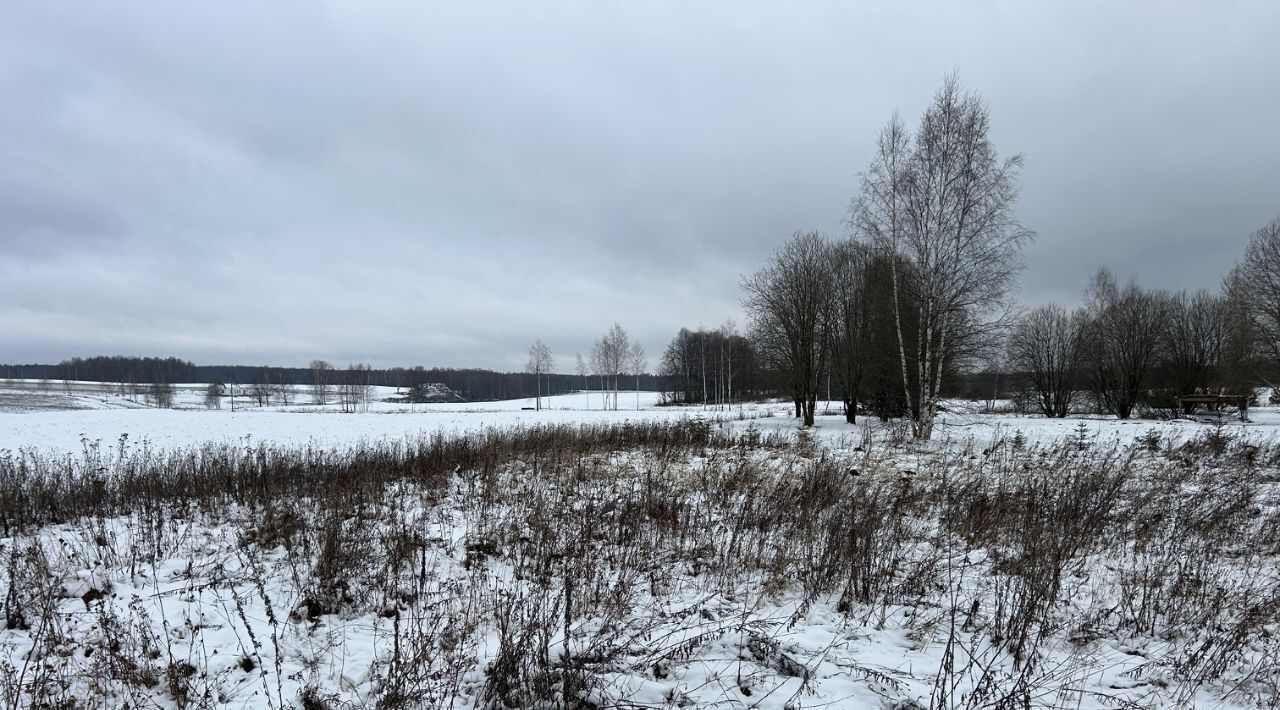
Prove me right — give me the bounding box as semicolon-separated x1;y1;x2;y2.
1177;394;1250;421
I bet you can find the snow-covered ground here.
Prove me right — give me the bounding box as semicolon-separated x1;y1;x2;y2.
2;380;1278;708
1;379;1273;455
0;382;706;454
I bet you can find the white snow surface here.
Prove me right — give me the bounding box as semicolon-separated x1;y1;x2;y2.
1;379;1274;455
0;383;695;454
2;380;1278;708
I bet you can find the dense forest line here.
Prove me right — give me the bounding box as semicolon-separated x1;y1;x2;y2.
0;357;658;402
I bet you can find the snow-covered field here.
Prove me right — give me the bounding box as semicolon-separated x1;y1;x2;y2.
1;379;1272;455
2;381;1278;708
0;382;705;454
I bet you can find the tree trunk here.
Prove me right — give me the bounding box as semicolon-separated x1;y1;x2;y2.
888;258;917;438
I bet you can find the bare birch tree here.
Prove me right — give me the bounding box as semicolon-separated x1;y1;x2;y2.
526;339;554;411
717;320;737;411
628;341;647;410
589;342;607;410
310;359;333;405
339;363;373;413
590;324;629;410
605;324;629;410
575;352;590;407
851;75;1032;439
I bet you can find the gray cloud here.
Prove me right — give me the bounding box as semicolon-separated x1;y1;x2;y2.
1;1;1278;369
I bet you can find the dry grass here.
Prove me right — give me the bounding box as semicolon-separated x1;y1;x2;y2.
1;422;1277;707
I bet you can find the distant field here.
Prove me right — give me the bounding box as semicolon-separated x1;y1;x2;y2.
0;378;1274;455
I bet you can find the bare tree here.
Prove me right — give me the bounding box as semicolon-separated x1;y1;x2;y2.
589;343;606;410
275;381;292;406
1079;269;1170;419
251;367;273;408
310;359;333;405
851;75;1032;439
339;363;373;413
699;327;709;406
716;320;736;411
590;324;629;410
829;240;874;423
1008;304;1082;418
575;352;589;406
659;329;695;405
526;339;554;411
148;379;174;409
1161;290;1227;401
628;341;647;410
1227;215;1280;365
1219;282;1258;395
742;231;834;427
204;381;224;410
606;324;629;410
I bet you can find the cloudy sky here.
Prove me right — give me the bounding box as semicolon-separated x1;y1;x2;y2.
2;2;1278;370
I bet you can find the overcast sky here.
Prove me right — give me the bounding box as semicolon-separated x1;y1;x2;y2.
2;2;1278;370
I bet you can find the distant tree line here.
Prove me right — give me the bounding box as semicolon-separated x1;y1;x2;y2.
0;356;198;386
657;324;767;406
0;358;657;403
656;235;972;423
674;213;1277;429
2;358;660;401
716;76;1280;437
1003;217;1276;420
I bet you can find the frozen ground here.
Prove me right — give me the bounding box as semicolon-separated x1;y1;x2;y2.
0;379;1274;455
0;382;706;454
2;381;1278;708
